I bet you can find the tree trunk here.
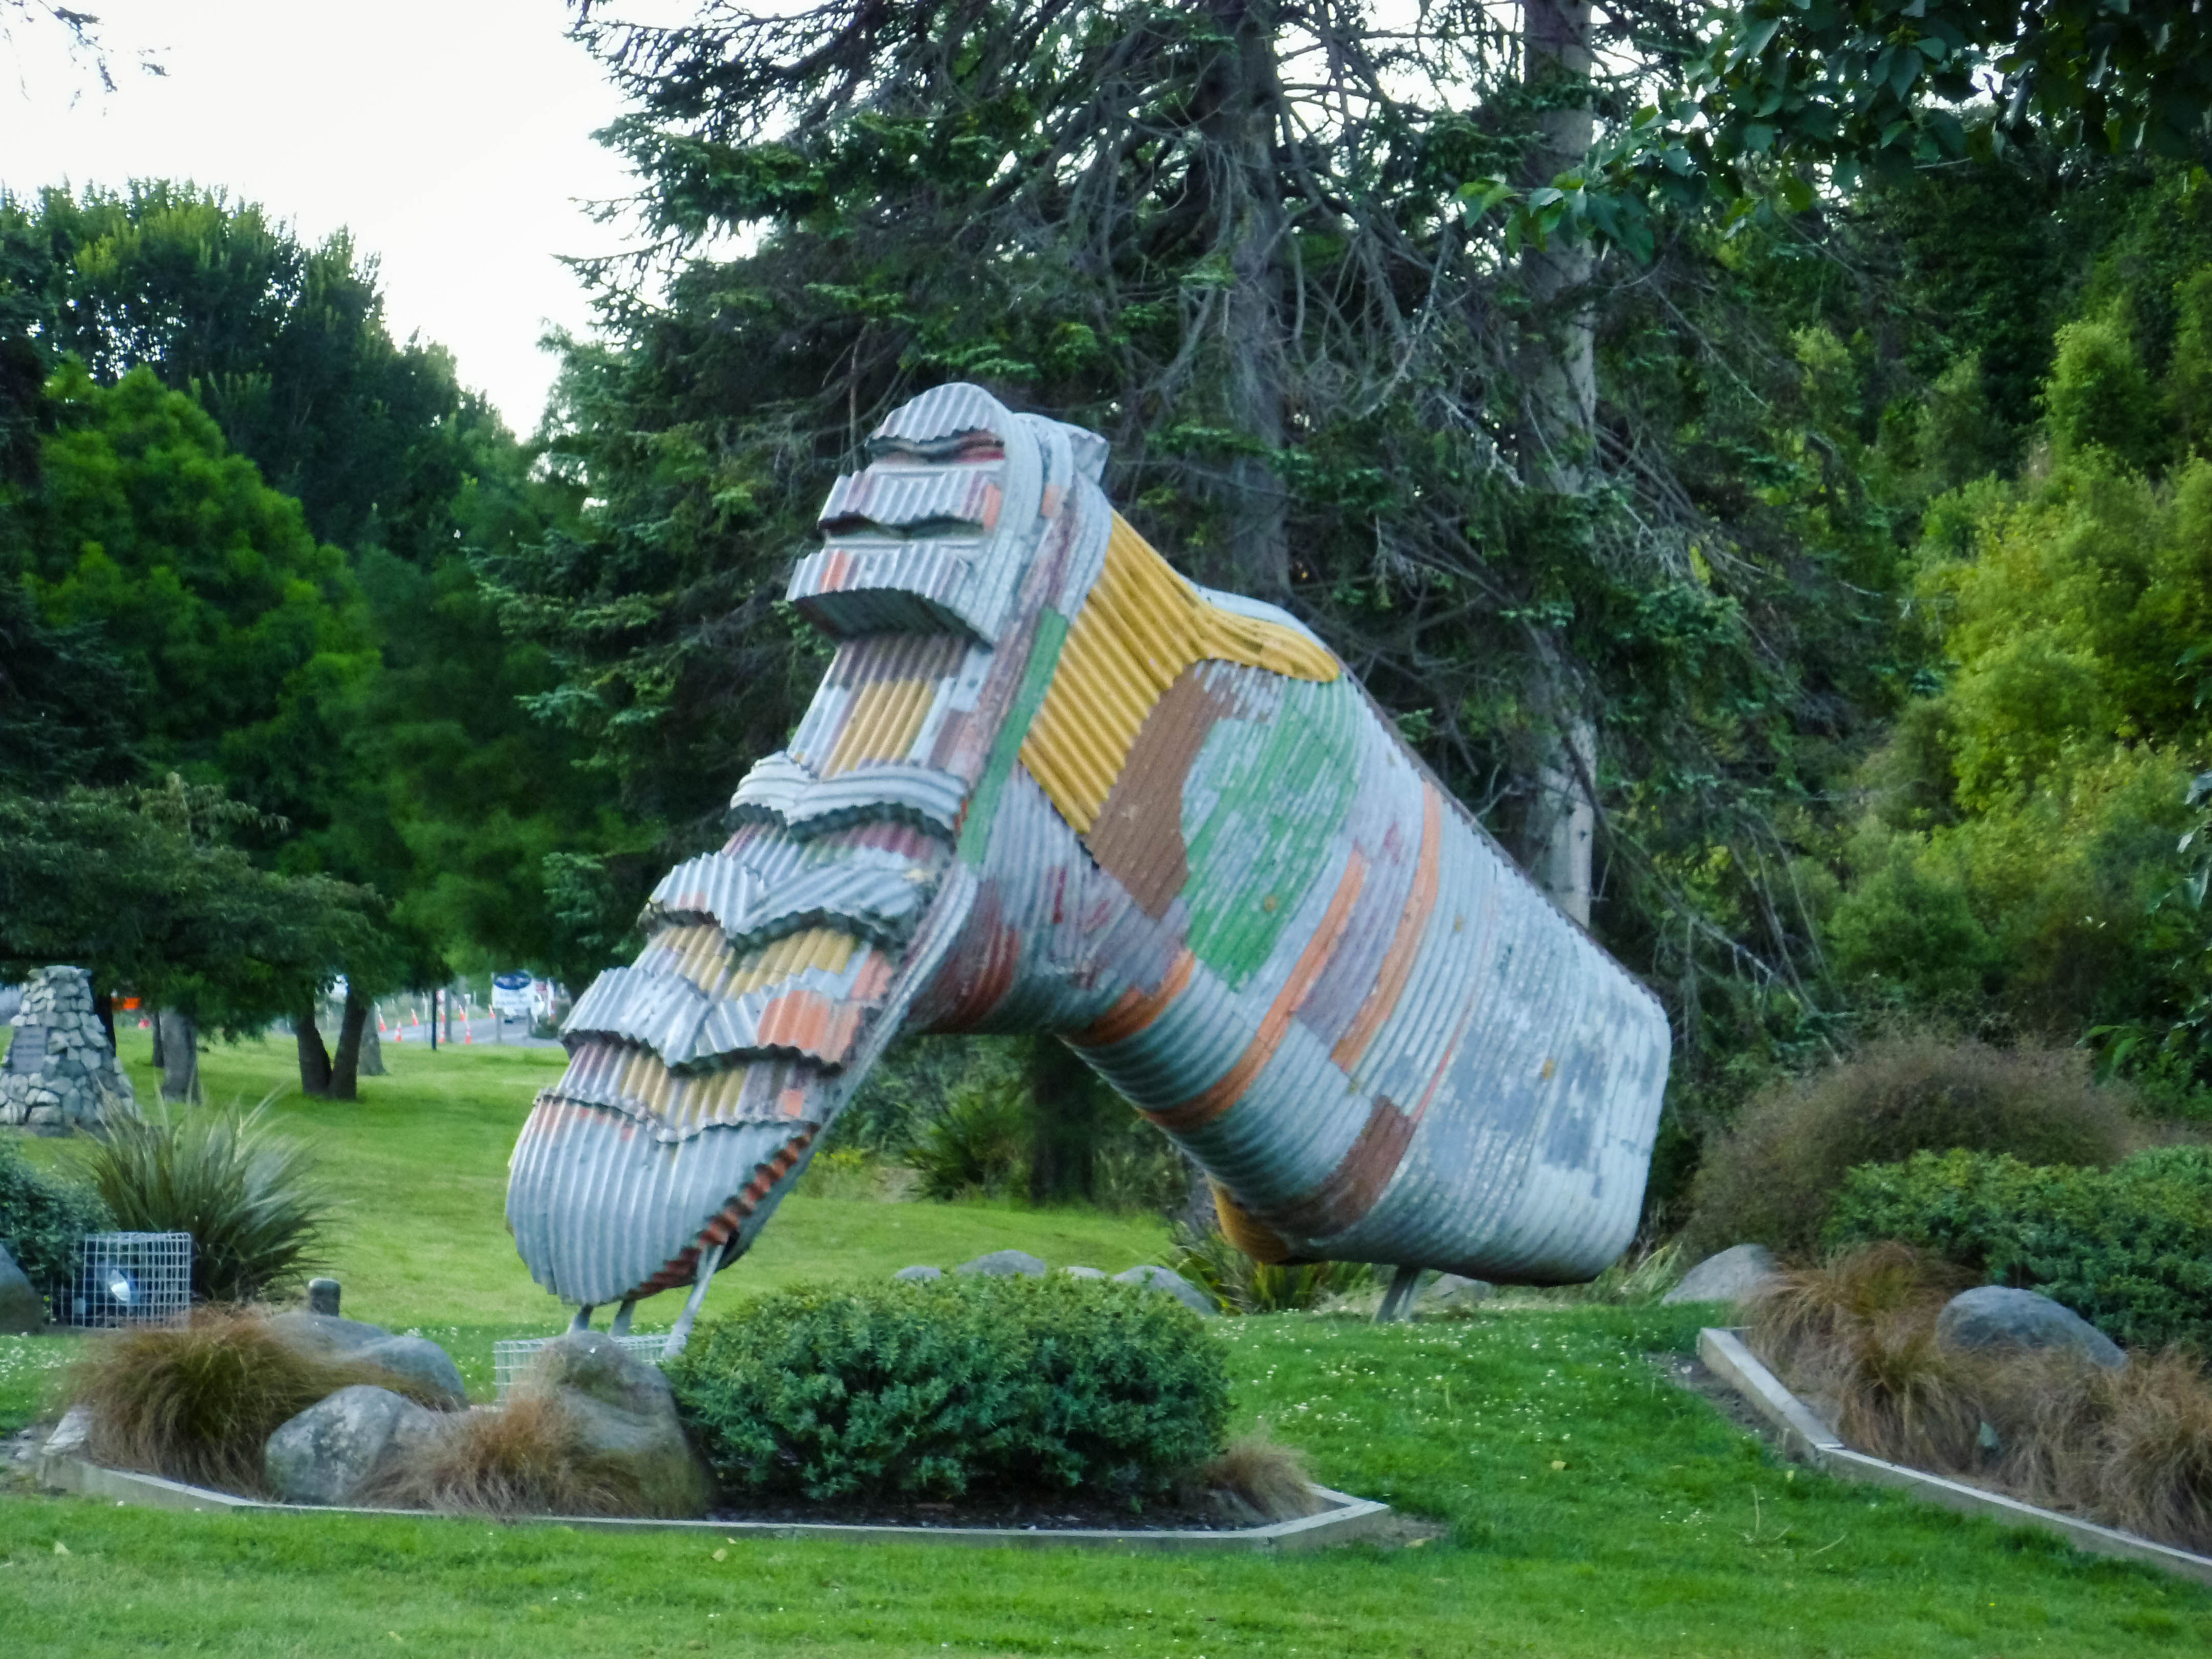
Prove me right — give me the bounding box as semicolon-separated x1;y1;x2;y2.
329;988;371;1100
157;1009;200;1105
294;1007;333;1096
1532;711;1597;926
1026;1035;1103;1204
92;990;116;1054
1517;0;1600;928
151;1007;165;1071
1195;0;1290;599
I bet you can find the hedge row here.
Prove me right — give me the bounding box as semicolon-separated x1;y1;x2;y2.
1826;1145;2212;1355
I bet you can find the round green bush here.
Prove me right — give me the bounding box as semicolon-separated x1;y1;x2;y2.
664;1273;1228;1504
0;1131;110;1289
1684;1034;2135;1261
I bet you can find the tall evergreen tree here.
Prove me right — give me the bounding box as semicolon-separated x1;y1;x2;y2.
499;1;1904;1144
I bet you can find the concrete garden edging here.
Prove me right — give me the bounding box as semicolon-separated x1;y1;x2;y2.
33;1450;1395;1553
1698;1326;2212;1587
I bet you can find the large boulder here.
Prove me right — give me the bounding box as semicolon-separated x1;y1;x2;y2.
0;1241;41;1334
891;1264;943;1282
266;1311;467;1407
1113;1264;1217;1317
520;1331;711;1518
955;1249;1047;1279
1058;1265;1107;1280
1937;1285;2125;1371
1661;1244;1779;1307
265;1384;442;1505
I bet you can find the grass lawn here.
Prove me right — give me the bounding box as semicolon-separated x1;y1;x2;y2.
3;1038;2208;1655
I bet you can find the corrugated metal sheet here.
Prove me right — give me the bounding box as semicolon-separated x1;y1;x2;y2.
645;853;933;954
507;379;1670;1318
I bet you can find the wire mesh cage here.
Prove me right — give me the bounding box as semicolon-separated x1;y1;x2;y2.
492;1333;668;1400
47;1231;193;1328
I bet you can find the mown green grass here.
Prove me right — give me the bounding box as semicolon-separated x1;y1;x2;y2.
2;1039;2208;1655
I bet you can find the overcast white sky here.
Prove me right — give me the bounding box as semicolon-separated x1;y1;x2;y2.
0;1;691;433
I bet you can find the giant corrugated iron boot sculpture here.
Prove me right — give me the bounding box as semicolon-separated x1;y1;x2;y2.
508;385;1670;1347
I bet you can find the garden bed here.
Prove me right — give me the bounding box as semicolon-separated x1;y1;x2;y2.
32;1449;1396;1551
1697;1325;2212;1587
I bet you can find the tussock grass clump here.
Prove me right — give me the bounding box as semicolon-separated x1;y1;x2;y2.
70;1306;444;1495
365;1392;649;1518
75;1098;331;1303
1687;1034;2135;1261
1747;1246;2212;1554
1168;1224;1373;1314
1749;1244;1981;1469
1189;1434;1326;1524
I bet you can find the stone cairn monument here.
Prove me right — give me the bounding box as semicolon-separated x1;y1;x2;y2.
1;966;136;1132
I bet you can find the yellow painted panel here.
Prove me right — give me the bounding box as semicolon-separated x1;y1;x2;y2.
822;674;934;775
1019;513;1337;833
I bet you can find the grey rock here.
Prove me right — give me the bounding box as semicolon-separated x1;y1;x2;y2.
891;1264;943;1282
266;1311;467;1407
1058;1265;1107;1280
1113;1264;1218;1317
1937;1285;2125;1370
307;1278;342;1317
1661;1244;1779;1307
265;1385;442;1505
954;1249;1047;1279
0;1242;40;1334
518;1332;711;1517
44;1404;91;1459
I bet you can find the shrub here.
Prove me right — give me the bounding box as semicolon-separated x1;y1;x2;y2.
1166;1225;1374;1314
905;1075;1031;1200
665;1273;1228;1505
70;1306;449;1494
365;1392;654;1518
0;1131;110;1290
74;1099;331;1302
1684;1034;2135;1261
1824;1146;2212;1355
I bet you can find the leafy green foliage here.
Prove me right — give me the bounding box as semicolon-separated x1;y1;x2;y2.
0;181;625;997
5;363;377;821
74;1100;332;1303
0;1131;109;1291
904;1074;1032;1202
0;783;385;1034
1686;1034;2135;1261
1165;1224;1375;1315
1826;1146;2212;1355
666;1273;1228;1503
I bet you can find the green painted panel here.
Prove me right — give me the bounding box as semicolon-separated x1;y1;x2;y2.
958;606;1069;866
1181;675;1362;987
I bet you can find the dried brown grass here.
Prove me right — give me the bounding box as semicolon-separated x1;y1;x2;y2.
70;1306;447;1496
1747;1246;2212;1554
1749;1244;1981;1469
1186;1433;1327;1525
364;1390;650;1518
1686;1033;2137;1261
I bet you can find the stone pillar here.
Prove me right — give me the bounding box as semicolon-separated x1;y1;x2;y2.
0;966;137;1133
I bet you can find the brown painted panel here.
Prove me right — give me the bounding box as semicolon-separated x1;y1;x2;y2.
1082;666;1236;917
